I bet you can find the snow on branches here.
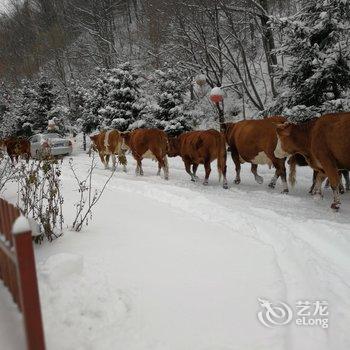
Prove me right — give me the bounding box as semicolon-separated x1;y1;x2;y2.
272;0;350;121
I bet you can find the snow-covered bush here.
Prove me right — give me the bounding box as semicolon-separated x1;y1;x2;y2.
17;158;64;243
70;155;114;232
0;155;19;193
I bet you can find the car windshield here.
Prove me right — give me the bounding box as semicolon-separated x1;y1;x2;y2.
42;133;61;139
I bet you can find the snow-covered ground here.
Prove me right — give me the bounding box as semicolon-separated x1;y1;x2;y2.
1;143;350;350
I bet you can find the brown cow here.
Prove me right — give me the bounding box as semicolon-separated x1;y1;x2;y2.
0;137;30;163
223;116;289;193
274;112;350;210
120;128;169;179
89;129;127;171
167;129;228;189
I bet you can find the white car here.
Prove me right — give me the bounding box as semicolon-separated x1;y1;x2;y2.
30;133;73;158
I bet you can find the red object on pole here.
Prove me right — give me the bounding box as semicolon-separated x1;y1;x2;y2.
209;94;224;103
209;86;224;104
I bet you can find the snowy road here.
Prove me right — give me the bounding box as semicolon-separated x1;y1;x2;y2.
2;148;350;350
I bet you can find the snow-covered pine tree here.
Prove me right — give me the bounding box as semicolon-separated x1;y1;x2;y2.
35;77;59;131
68;80;88;132
150;67;198;136
276;0;350;121
81;62;143;133
6;77;62;136
0;83;15;138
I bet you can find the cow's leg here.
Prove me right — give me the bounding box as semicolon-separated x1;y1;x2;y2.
105;154;110;169
98;152;104;167
280;166;289;194
120;150;127;172
184;158;196;182
324;178;330;189
312;172;326;198
323;171;345;193
221;161;228;189
270;159;288;193
251;164;263;184
99;153;108;169
339;173;345;194
268;171;279;189
163;156;169;180
192;164;199;180
135;158;143;175
309;170;318;194
203;160;211;186
231;152;241;184
155;154;169;180
276;160;289;193
342;170;350;191
319;159;342;209
326;168;342;210
111;154;116;171
139;161;144;175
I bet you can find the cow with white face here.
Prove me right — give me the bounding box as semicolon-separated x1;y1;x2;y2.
89;130;127;171
223;116;289;193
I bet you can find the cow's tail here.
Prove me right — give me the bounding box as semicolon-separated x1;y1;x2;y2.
217;134;227;183
288;156;297;187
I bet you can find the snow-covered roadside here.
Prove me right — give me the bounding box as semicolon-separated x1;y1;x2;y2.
1;147;350;350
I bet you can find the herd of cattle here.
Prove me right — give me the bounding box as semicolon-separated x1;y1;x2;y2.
88;112;350;211
1;112;350;211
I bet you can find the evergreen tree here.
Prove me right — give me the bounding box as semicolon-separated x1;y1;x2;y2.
81;62;143;133
68;80;88;133
35;78;59;130
6;77;61;136
275;0;350;120
150;67;199;136
0;83;12;138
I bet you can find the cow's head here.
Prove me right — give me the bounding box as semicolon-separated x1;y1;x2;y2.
274;122;295;158
120;131;131;152
167;136;180;157
88;134;99;155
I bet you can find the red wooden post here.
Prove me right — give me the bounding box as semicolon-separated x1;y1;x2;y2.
12;216;46;350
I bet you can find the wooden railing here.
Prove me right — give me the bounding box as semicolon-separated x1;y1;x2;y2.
0;197;45;350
